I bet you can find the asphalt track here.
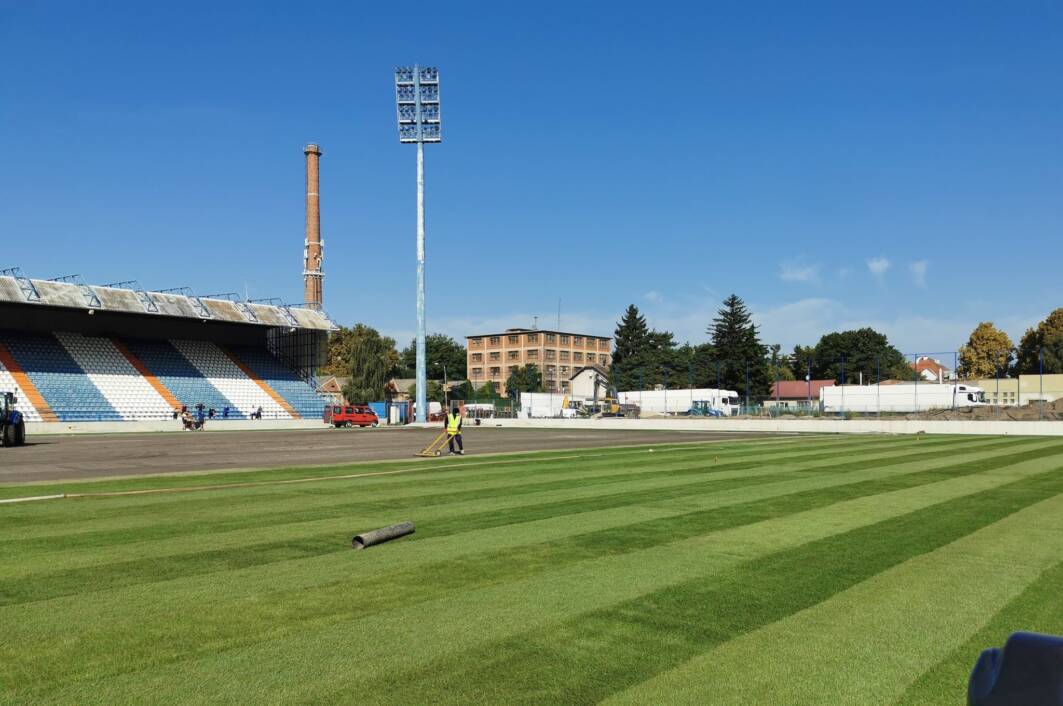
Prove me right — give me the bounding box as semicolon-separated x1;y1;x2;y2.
0;426;788;483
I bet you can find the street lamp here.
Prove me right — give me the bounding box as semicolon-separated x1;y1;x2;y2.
395;65;442;423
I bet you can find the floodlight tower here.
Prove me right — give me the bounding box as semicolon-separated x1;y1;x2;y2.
395;65;441;423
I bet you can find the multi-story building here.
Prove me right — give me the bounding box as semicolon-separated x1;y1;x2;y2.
467;328;613;395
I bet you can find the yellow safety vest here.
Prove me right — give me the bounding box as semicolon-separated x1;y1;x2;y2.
447;413;461;435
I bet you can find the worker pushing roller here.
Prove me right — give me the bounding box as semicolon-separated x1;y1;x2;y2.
445;406;464;455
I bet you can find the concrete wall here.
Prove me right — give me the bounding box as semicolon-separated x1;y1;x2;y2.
484;417;1063;437
26;419;328;435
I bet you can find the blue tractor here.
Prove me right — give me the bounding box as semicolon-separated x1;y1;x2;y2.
1;392;26;447
687;400;723;417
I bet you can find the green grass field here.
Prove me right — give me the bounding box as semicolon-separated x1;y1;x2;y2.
4;433;1063;704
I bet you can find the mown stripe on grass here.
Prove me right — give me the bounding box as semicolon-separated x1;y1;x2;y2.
0;435;917;532
4;439;1049;689
0;438;1027;591
351;467;1063;705
895;549;1063;705
0;434;830;502
0;436;928;550
606;492;1063;706
11;441;1057;689
7;442;1063;699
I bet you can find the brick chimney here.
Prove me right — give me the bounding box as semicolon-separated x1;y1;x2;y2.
303;144;323;310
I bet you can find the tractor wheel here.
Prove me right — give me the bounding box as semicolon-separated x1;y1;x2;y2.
14;420;25;446
1;423;14;448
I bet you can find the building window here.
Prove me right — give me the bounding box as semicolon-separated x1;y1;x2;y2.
469;338;482;347
560;335;570;344
526;333;538;343
489;352;500;361
560;351;570;361
493;382;501;393
489;336;501;345
599;340;609;350
508;335;519;344
545;349;556;361
508;350;520;360
471;353;483;362
489;367;501;377
599;355;608;365
527;349;538;359
472;367;482;378
561;381;570;390
560;366;569;376
546;333;557;343
573;336;583;345
574;352;584;362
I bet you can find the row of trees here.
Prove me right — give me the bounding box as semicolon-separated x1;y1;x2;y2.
323;302;1062;404
958;308;1063;378
610;294;916;396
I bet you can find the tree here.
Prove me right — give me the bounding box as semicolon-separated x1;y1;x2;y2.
957;322;1014;379
476;382;500;400
768;343;795;382
790;344;816;380
1016;308;1063;374
709;294;769;395
406;380;446;403
399;333;466;380
505;364;543;396
809;328;911;383
609;305;650;391
342;324;401;403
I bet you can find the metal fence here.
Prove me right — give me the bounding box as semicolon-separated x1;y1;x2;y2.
454;348;1060;422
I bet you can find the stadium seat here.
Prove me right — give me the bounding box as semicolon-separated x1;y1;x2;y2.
228;345;325;419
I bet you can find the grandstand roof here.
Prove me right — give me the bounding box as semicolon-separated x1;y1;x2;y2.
0;274;336;331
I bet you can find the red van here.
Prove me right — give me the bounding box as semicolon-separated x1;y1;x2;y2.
324;404;379;428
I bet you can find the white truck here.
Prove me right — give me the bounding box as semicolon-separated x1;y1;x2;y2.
819;383;987;413
618;388;741;416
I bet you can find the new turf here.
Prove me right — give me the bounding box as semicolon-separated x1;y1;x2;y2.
3;434;1063;704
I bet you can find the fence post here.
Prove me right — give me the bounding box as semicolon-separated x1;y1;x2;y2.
1040;347;1045;421
744;361;750;413
876;355;881;418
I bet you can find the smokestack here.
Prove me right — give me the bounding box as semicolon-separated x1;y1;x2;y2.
303;143;323;310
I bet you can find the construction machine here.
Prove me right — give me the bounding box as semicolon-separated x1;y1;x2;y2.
1;392;26;447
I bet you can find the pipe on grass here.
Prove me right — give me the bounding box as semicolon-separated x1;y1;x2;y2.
352;521;415;550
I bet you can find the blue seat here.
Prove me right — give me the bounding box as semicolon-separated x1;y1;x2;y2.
228;346;327;419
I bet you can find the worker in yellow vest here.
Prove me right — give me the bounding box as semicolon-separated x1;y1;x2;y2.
445;406;464;455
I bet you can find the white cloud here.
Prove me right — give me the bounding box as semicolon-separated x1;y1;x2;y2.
909;260;929;288
643;290;664;303
778;259;821;284
866;257;891;279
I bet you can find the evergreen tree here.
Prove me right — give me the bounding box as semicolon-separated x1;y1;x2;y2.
609;305;650;391
709;294;769;395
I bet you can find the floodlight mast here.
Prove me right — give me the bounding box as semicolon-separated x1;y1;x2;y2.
395;65;441;423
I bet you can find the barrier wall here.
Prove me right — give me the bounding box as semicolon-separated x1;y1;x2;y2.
485;417;1063;437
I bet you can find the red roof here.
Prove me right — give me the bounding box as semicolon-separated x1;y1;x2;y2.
770;380;835;399
913;357;950;374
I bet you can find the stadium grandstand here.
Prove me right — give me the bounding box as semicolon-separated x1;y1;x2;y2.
0;269;335;423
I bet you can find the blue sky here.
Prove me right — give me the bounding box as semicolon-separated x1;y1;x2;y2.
2;1;1060;354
